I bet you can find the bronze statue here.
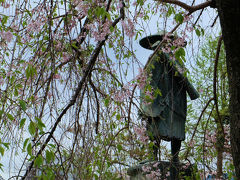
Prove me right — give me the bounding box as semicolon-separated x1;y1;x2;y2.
139;32;199;179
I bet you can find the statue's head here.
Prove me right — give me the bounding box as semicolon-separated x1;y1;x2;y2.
139;31;187;50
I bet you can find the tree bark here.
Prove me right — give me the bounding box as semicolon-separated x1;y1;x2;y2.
216;0;240;179
216;121;224;178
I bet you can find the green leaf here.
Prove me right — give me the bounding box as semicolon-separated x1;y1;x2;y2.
1;15;9;26
20;118;26;128
0;163;3;171
174;13;184;23
175;48;186;62
46;168;55;180
137;0;144;6
14;88;18;96
25;9;32;17
27;143;32;156
166;6;173;17
2;142;10;149
71;42;78;50
0;110;3;117
19;100;27;111
25;66;31;79
104;97;110;107
16;83;23;89
34;155;43;167
201;28;205;36
28;121;36;136
48;144;56;148
7;113;14;121
25;65;37;79
23;138;29;151
117;144;122;152
116;114;121;120
96;7;105;18
35;117;45;131
195;28;201;37
154;88;162;96
0;146;4;156
110;26;114;33
46;150;55;163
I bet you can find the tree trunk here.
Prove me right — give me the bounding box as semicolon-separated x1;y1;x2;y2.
216;0;240;179
216;121;224;178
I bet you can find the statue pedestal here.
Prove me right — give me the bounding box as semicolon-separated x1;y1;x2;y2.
127;161;195;180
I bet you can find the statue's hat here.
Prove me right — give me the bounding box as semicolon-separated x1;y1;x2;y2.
139;31;186;50
139;31;170;50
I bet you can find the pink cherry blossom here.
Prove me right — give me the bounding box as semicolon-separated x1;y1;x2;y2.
0;31;13;42
198;88;204;93
142;165;151;172
173;37;186;47
62;52;70;62
2;2;10;8
162;46;171;54
183;15;193;22
153;162;160;168
135;68;147;90
134;126;149;144
0;76;4;85
188;139;195;147
53;74;61;79
121;19;136;38
92;20;111;41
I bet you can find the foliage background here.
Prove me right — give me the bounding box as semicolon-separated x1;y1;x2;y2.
0;0;234;179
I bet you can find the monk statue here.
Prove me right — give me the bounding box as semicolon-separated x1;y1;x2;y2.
139;32;199;179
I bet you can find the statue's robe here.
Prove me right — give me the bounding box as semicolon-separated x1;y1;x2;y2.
140;52;199;141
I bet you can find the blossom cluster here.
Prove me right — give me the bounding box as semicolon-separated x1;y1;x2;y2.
135;68;148;90
141;162;171;180
73;0;89;19
1;1;10;8
121;19;136;38
113;88;131;103
134;126;149;144
91;20;112;41
0;31;13;43
204;125;231;151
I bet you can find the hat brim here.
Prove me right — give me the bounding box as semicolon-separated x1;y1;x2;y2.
139;34;164;50
139;33;186;50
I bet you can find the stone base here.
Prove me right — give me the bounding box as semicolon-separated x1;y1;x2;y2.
127;161;195;180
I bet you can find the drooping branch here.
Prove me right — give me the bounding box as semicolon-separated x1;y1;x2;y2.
157;0;212;13
21;7;125;179
184;97;214;159
213;36;224;132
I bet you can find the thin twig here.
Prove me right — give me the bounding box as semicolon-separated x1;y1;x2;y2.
184;97;214;159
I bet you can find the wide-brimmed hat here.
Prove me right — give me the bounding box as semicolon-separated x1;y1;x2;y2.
139;31;186;50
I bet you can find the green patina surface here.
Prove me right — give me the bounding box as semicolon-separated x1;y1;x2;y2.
140;52;199;141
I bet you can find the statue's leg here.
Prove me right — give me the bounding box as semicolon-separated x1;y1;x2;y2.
153;137;161;161
170;139;181;180
171;139;181;163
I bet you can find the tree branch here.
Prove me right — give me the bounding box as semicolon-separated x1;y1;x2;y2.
213;36;224;133
21;9;125;179
157;0;212;13
184;97;214;159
